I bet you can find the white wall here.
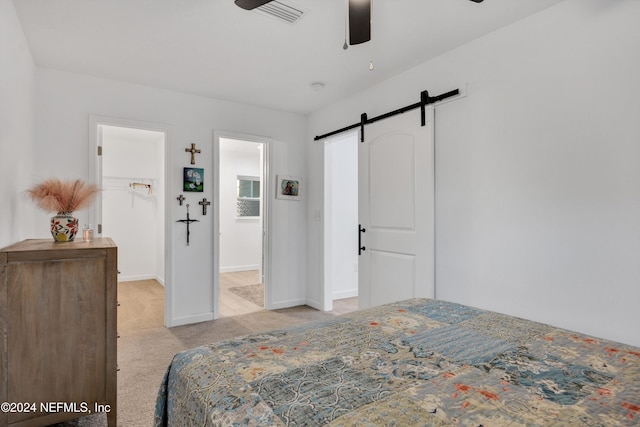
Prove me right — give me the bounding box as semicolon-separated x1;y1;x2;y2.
0;0;35;248
324;132;358;301
219;138;262;273
31;68;307;326
309;0;640;347
101;126;165;283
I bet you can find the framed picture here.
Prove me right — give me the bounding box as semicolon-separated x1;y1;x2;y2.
184;167;204;192
276;175;302;201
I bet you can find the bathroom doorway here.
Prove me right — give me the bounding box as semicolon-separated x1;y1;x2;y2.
215;134;269;317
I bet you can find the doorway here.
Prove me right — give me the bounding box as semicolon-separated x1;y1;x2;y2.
323;131;359;312
90;116;168;328
216;135;269;317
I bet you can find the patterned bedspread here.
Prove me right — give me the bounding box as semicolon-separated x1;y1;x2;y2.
154;299;640;426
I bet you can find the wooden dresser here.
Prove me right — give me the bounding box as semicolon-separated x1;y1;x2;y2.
0;238;117;427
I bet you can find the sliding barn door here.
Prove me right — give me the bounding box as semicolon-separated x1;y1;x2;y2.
358;108;435;309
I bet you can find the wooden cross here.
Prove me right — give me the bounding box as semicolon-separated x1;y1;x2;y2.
177;194;186;206
199;198;211;215
185;143;201;165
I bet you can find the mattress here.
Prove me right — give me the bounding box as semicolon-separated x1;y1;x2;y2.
154;298;640;426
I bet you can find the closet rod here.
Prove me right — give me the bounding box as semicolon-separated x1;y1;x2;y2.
313;88;459;142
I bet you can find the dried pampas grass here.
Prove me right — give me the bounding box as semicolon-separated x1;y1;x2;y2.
28;178;100;214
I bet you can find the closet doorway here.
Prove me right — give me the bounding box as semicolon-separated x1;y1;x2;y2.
90;117;168;329
324;131;359;312
216;135;269;317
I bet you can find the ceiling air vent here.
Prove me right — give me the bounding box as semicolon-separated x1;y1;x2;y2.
255;1;304;24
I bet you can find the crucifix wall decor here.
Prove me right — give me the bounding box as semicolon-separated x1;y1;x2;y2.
185;143;201;165
177;194;186;206
199;198;211;215
176;204;199;246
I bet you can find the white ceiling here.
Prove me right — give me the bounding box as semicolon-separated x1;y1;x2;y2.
13;0;565;115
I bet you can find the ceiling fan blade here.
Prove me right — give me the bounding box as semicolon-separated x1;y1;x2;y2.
348;0;371;45
234;0;274;11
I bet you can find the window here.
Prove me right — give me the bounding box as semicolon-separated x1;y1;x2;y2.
237;175;260;217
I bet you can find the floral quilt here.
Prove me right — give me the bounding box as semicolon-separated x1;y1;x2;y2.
154;299;640;426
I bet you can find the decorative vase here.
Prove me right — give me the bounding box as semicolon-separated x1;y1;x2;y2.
50;212;79;242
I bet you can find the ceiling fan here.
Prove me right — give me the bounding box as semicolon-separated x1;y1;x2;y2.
235;0;484;46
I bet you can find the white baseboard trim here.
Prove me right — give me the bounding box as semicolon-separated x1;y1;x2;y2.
267;298;307;311
305;298;323;311
332;289;358;300
220;264;260;273
118;274;157;283
169;312;215;327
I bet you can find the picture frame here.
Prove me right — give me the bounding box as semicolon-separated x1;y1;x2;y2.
183;167;204;192
276;175;302;201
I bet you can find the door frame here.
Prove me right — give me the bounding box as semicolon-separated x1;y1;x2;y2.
88;115;172;325
323;130;359;312
213;130;271;318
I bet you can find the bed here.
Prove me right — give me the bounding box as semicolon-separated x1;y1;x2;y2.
154;298;640;426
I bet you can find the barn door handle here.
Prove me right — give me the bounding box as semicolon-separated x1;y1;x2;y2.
358;224;366;255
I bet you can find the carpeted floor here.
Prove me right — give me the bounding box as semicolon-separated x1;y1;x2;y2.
50;280;338;426
117;280;165;330
118;305;334;426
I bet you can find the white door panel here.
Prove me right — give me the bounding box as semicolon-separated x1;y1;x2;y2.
369;133;416;229
358;109;434;309
369;250;416;307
